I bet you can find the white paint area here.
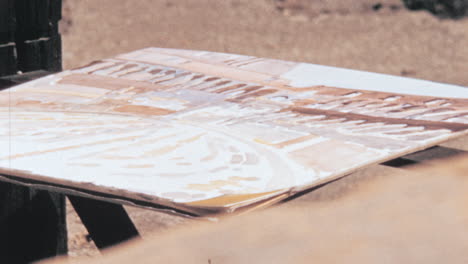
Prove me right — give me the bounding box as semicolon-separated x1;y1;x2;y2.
282;63;468;98
0;110;320;203
1;48;467;212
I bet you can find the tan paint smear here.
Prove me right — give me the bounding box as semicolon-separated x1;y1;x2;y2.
186;190;285;207
3;134;140;160
59;74;163;92
113;105;175;116
16;88;101;99
289;106;468;132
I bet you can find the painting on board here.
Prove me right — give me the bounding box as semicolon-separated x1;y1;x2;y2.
1;48;467;216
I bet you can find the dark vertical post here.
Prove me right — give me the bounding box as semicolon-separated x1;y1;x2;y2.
0;0;16;76
15;0;62;73
0;0;67;263
68;196;140;249
0;185;67;263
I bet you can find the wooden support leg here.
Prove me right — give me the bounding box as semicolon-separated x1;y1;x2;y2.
381;157;418;168
383;146;467;168
68;196;140;250
0;183;67;264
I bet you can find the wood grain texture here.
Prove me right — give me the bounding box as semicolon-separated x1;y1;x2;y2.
0;0;15;44
0;183;67;264
0;43;17;76
68;196;140;249
1;48;467;216
16;35;62;72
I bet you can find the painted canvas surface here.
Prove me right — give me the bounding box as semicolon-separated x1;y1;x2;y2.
1;48;467;216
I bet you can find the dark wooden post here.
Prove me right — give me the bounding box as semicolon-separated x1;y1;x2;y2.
0;0;17;77
0;185;67;263
0;0;67;263
14;0;62;73
69;196;140;250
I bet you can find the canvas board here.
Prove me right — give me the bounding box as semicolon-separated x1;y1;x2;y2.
1;48;467;216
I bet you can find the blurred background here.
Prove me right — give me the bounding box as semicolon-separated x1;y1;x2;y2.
61;0;468;86
58;0;468;257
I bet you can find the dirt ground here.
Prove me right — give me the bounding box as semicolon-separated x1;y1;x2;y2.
59;0;468;259
47;156;468;264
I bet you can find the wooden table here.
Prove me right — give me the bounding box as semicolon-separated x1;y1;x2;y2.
1;47;467;262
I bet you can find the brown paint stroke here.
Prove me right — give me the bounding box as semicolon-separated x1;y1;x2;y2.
73;60;125;74
114;105;175;116
282;85;468;108
59;74;165;92
214;83;247;93
149;69;162;74
288;107;468;132
232;88;278;101
109;63;139;75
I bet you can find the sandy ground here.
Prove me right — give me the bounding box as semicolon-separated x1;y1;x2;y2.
46;155;468;264
58;0;468;259
61;0;468;85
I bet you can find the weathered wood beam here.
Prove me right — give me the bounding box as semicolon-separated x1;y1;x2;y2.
0;183;67;264
0;0;16;77
16;36;62;72
13;0;62;73
68;196;140;250
382;146;467;168
0;43;17;77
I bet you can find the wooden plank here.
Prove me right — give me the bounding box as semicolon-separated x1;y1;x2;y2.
0;43;17;77
403;145;467;162
15;39;42;72
381;157;418;168
0;0;16;76
0;32;15;46
383;146;467;168
14;0;52;41
16;35;62;73
0;48;467;217
41;34;62;72
49;0;63;22
0;183;67;264
0;0;15;43
68;196;140;249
